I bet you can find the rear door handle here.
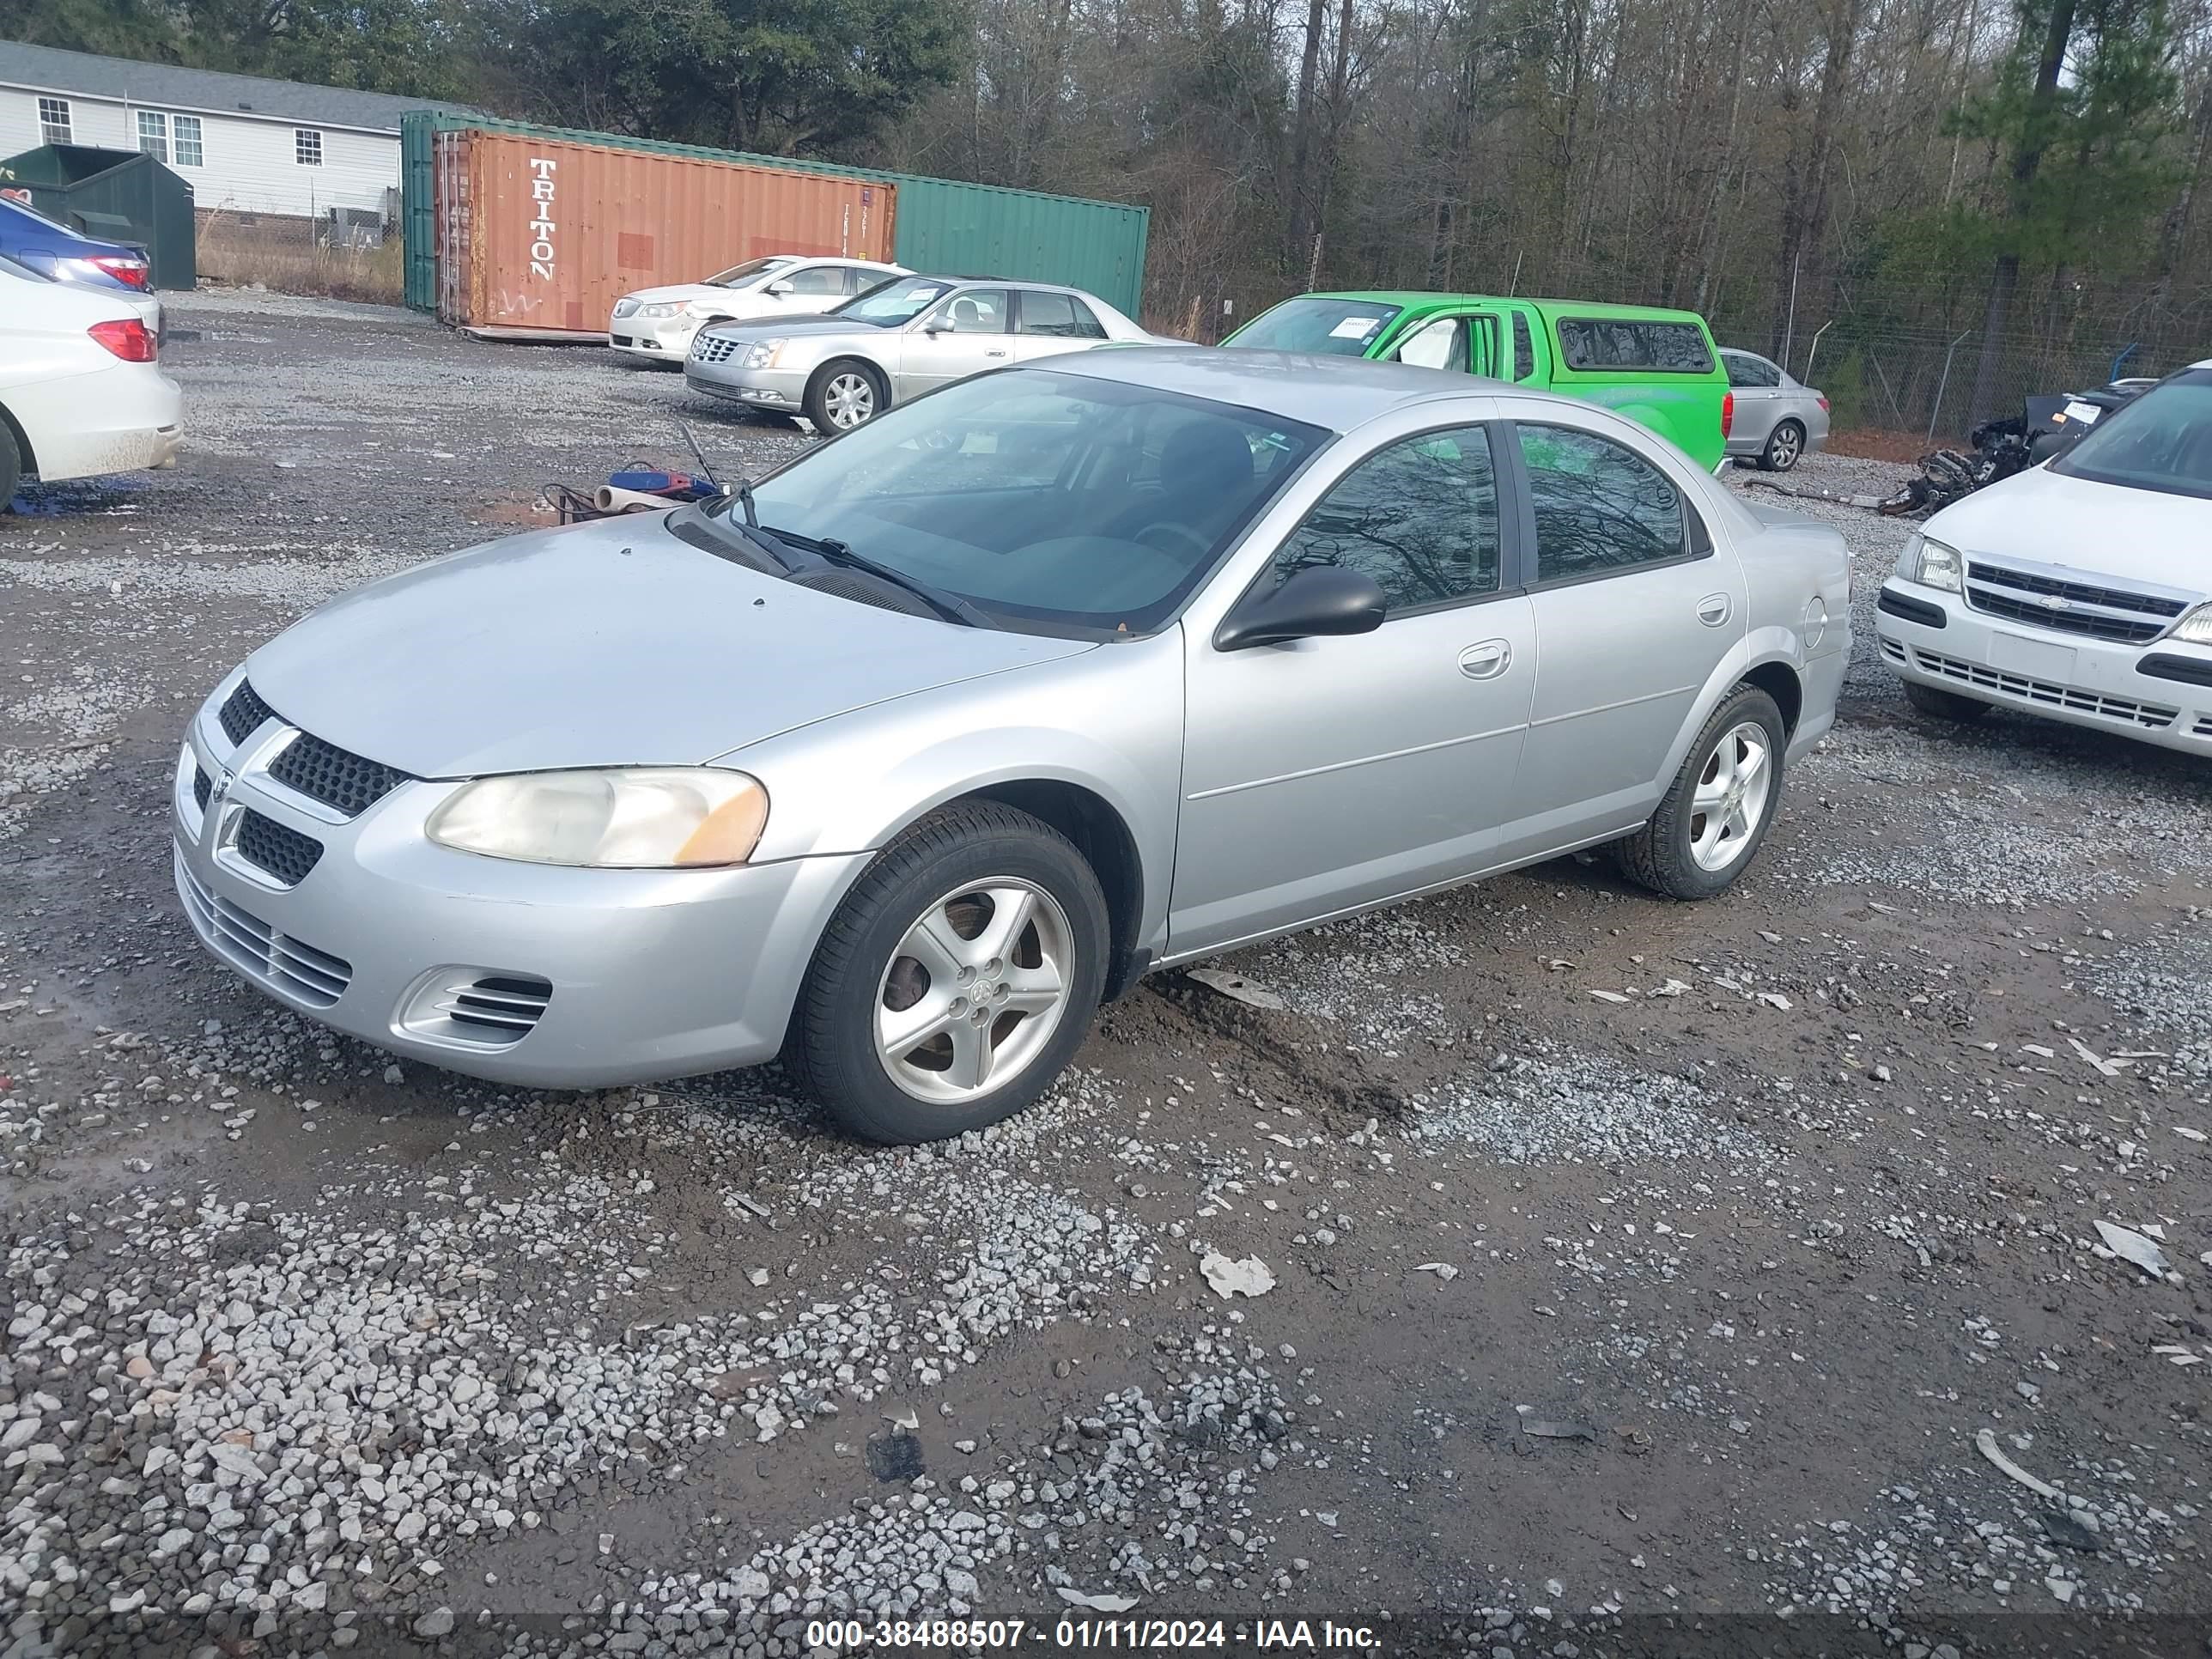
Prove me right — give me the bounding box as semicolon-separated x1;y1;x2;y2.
1697;593;1731;627
1459;640;1512;679
985;349;1008;358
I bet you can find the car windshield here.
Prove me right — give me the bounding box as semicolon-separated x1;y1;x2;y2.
833;276;954;327
1224;297;1400;356
705;257;793;289
2051;368;2212;501
702;368;1327;635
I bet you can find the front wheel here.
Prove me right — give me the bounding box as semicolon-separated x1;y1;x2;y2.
805;360;887;433
786;802;1109;1143
1616;685;1787;900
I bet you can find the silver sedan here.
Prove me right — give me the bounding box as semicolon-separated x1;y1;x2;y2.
175;349;1849;1143
1722;348;1832;471
684;274;1153;430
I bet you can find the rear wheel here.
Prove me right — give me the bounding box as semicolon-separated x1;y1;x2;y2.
785;802;1109;1144
1759;419;1806;471
1617;685;1787;900
1903;678;1990;721
805;360;886;433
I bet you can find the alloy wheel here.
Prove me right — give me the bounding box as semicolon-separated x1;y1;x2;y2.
873;878;1075;1104
1770;424;1802;468
1687;721;1772;872
824;372;877;428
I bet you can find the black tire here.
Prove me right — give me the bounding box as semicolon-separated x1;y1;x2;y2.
804;359;887;434
1759;419;1807;471
785;801;1110;1144
0;417;21;511
1616;684;1789;901
1902;678;1990;721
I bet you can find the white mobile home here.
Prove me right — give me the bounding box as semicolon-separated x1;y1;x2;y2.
0;40;474;228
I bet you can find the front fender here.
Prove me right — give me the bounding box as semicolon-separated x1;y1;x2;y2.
720;631;1186;953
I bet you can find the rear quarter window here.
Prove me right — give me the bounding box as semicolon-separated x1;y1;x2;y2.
1555;318;1716;375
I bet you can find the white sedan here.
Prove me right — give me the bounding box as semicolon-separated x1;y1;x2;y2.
1;254;182;503
1875;359;2212;755
608;255;908;365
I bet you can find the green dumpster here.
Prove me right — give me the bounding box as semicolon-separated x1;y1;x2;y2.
0;144;197;289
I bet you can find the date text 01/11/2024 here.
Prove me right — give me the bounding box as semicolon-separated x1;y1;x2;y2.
804;1620;1383;1650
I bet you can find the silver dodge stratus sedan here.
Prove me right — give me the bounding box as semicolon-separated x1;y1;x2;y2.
175;349;1849;1143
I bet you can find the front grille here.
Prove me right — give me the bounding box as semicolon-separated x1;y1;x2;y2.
193;766;212;811
269;732;411;818
1911;647;2178;729
219;680;275;745
1879;637;1909;665
612;334;636;348
1964;562;2185;646
612;299;639;319
2194;714;2212;739
176;849;352;1007
692;335;740;365
236;811;325;886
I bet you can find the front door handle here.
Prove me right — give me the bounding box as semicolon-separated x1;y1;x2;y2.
1459;640;1512;679
985;349;1008;358
1696;593;1732;627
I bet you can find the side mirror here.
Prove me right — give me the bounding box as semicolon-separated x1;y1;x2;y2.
921;319;947;336
1215;565;1387;650
764;279;793;296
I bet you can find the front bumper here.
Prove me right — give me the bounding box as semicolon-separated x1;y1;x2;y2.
1875;580;2212;754
684;355;812;412
608;315;701;361
171;675;868;1088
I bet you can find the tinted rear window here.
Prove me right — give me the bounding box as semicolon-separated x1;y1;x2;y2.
1556;318;1715;374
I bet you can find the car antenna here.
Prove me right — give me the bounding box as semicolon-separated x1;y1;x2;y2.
678;419;758;528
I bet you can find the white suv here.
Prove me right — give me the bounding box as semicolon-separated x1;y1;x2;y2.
1875;361;2212;756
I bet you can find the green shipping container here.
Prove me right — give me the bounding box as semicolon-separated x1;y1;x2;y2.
402;112;1147;319
0;144;196;290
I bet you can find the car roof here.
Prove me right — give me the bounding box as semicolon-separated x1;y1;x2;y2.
1304;289;1713;325
1043;344;1518;433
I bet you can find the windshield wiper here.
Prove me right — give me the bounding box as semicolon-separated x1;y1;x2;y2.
763;524;993;628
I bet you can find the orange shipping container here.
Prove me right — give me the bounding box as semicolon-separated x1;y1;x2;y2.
434;129;896;335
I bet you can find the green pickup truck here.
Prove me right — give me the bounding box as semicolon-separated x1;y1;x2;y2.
1221;290;1735;471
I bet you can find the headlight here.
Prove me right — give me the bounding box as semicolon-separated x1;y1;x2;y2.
612;297;640;319
742;338;787;368
1911;533;1964;593
2168;603;2212;645
639;302;683;319
425;769;769;868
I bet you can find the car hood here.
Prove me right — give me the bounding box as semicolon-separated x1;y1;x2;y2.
704;315;885;343
1925;464;2212;589
618;283;761;307
243;514;1095;778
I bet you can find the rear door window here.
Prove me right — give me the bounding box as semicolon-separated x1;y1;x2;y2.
1018;290;1109;339
1556;318;1715;374
1723;351;1782;388
1516;424;1689;581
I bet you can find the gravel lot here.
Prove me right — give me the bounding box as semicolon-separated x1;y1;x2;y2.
3;293;2208;1657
